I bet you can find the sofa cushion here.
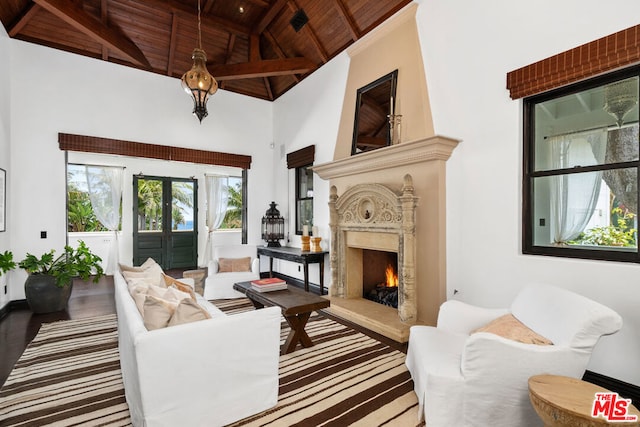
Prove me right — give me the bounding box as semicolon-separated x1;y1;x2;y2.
119;257;156;272
122;262;165;287
143;295;178;330
472;314;553;345
218;257;252;272
163;274;197;299
168;298;212;326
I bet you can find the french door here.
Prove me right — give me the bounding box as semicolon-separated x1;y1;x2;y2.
133;176;197;269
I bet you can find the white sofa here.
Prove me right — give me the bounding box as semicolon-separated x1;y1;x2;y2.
405;284;623;427
114;269;281;427
204;244;260;299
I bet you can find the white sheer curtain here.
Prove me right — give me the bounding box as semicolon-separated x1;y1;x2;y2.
203;175;229;264
549;128;608;245
85;165;124;274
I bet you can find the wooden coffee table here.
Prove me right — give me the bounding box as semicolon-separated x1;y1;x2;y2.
233;281;330;355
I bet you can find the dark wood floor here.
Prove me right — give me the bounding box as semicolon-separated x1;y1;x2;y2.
0;274;406;388
0;276;117;387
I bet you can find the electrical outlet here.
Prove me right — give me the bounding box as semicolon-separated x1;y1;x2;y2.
298;265;301;272
40;230;47;239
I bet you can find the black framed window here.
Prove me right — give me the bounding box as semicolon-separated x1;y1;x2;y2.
523;66;640;262
295;164;313;235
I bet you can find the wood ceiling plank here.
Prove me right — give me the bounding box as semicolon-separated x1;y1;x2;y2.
286;0;328;62
140;0;251;36
8;3;40;37
209;57;316;80
255;0;287;35
334;0;359;41
32;0;151;68
263;30;299;82
100;0;108;60
167;12;178;76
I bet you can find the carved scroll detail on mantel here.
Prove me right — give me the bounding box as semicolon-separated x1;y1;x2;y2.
329;174;419;323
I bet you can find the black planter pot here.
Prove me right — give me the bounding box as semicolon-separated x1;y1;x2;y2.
24;274;73;314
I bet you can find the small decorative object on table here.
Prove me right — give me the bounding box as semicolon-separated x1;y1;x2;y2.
261;201;284;247
311;237;322;252
301;236;311;252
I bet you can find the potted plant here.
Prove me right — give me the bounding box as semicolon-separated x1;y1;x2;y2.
0;250;16;277
18;241;104;313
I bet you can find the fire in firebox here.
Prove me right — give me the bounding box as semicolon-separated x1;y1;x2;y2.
366;263;399;308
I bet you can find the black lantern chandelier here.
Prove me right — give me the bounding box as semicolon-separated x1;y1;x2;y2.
181;0;218;123
261;201;285;247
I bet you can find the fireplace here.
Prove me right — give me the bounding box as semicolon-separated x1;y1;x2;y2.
314;136;459;342
363;250;399;308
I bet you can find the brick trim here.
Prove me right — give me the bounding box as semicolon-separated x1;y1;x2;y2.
507;25;640;99
59;133;251;169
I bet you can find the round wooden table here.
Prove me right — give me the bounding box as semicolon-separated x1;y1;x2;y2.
529;375;640;426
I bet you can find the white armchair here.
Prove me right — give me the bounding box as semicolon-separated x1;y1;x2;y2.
405;284;623;427
203;244;260;299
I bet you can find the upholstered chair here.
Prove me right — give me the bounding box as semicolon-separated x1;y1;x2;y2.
405;284;623;427
203;244;260;299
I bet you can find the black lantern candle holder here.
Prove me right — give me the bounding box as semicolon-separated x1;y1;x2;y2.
261;201;285;247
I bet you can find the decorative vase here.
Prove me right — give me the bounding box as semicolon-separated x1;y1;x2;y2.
24;274;73;313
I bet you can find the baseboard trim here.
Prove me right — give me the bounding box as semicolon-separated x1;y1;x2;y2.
583;370;640;408
0;299;29;321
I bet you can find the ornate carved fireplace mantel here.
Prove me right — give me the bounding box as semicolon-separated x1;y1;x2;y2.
328;175;418;323
314;135;459;341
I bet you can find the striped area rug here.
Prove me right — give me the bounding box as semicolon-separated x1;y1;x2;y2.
0;299;422;426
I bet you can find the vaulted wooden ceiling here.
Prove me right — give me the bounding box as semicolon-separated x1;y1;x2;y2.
0;0;411;101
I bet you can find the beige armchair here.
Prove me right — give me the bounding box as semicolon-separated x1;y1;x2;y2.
203;244;260;299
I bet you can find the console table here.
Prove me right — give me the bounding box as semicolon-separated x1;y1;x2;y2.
257;246;328;294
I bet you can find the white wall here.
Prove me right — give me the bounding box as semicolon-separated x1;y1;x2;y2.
416;0;640;385
269;52;350;283
0;25;10;308
8;40;274;301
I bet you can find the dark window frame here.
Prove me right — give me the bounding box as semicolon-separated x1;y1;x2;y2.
523;65;640;263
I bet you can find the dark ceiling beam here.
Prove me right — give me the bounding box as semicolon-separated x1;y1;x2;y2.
219;33;237;89
263;30;300;83
141;0;251;36
202;0;216;14
167;12;179;76
255;0;287;35
263;77;274;100
249;34;260;63
32;0;152;69
286;0;328;62
243;0;271;7
8;4;40;37
209;57;316;80
334;0;359;41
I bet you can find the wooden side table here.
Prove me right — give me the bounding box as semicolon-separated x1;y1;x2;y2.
529;374;640;426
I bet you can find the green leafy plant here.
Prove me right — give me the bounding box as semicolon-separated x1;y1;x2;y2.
570;208;637;247
0;250;16;276
18;241;105;288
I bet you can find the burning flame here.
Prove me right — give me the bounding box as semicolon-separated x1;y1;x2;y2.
385;263;398;288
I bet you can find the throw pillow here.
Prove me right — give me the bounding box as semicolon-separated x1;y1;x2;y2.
218;257;252;272
162;274;197;300
119;257;157;272
168;298;212;327
143;295;178;330
472;314;553;345
122;262;165;287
